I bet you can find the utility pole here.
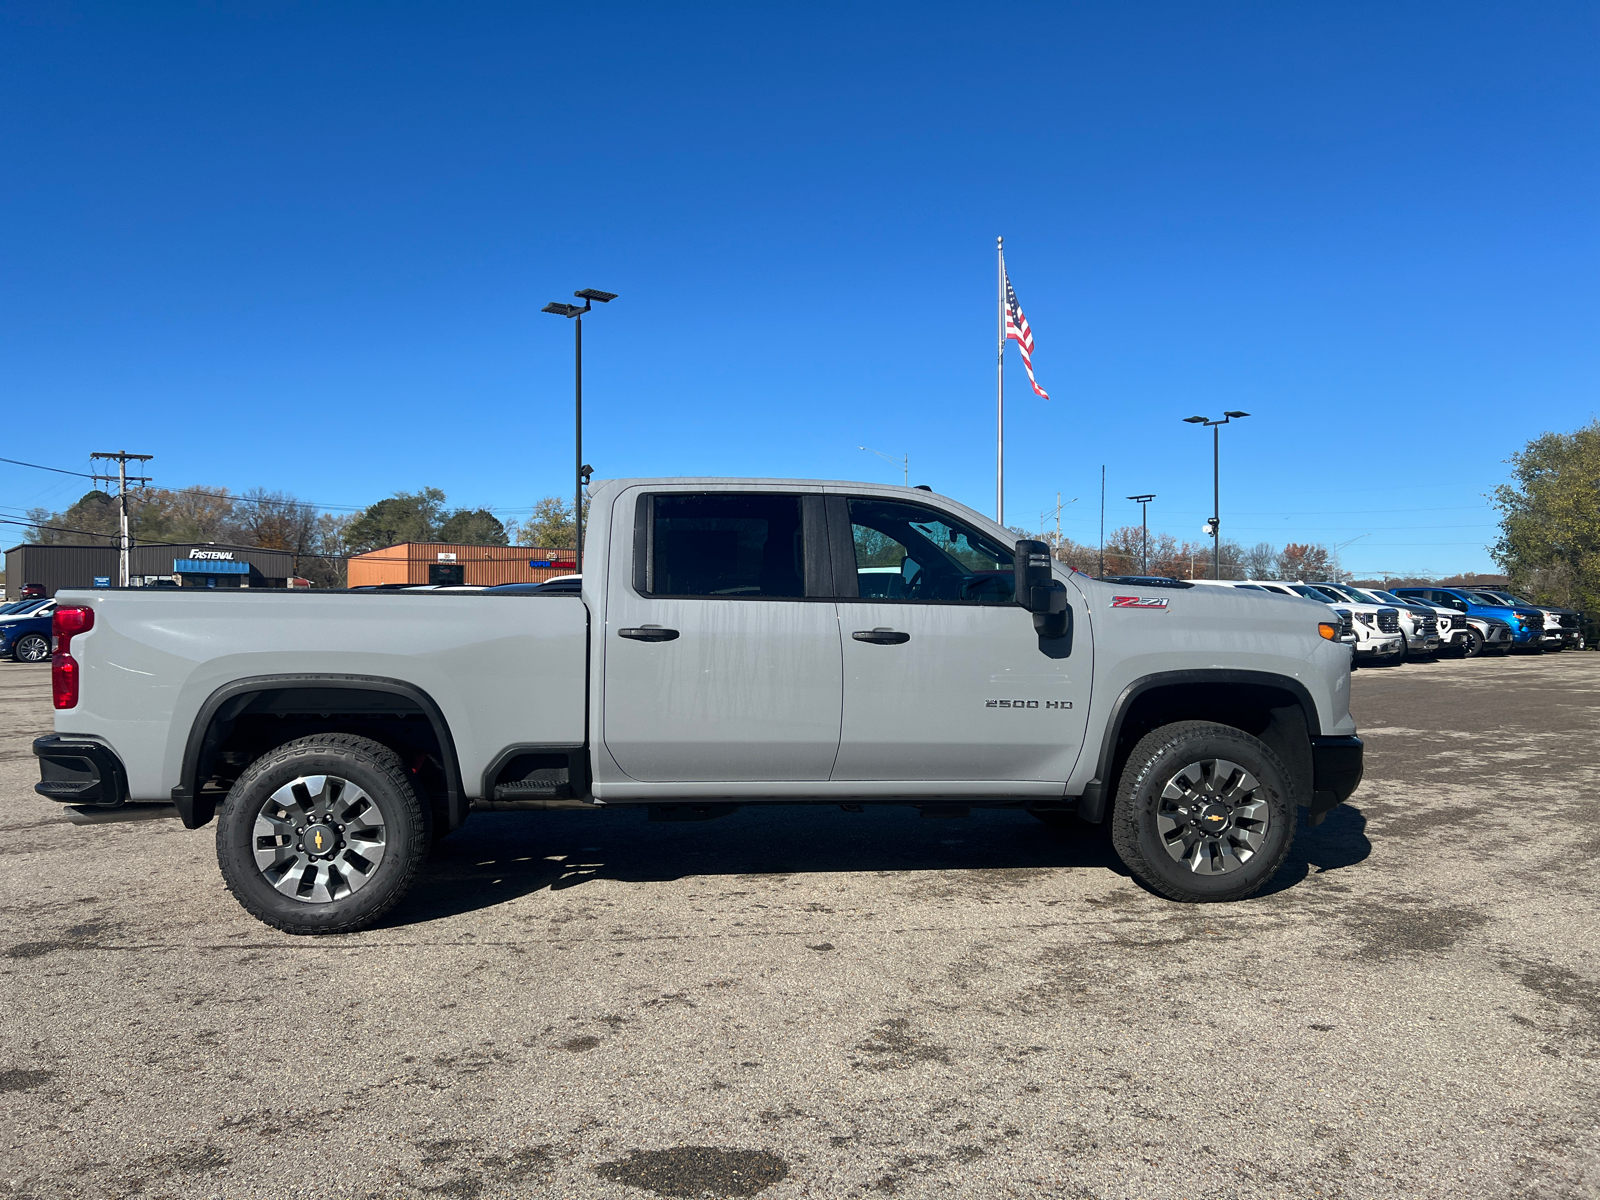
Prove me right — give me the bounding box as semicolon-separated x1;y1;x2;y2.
859;446;909;486
91;451;153;587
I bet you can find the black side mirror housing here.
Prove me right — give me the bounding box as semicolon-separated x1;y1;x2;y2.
1015;539;1070;638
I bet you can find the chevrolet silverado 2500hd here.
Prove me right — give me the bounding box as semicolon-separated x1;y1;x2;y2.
33;478;1363;933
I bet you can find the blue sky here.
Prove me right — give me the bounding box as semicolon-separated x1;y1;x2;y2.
2;2;1595;575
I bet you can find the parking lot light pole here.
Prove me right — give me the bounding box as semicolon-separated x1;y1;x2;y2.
1182;411;1249;580
1127;494;1155;573
542;288;617;562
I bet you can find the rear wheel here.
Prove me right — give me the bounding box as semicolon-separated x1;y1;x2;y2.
1109;721;1295;903
216;734;430;935
13;633;50;663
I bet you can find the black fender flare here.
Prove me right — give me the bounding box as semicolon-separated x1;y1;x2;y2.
1075;669;1327;823
172;673;465;831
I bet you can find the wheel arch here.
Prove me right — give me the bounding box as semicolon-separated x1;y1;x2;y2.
1076;670;1320;823
173;674;465;832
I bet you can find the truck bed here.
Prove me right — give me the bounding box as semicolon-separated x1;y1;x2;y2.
53;589;588;803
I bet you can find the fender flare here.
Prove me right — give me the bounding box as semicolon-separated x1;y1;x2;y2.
172;673;465;831
1075;669;1323;823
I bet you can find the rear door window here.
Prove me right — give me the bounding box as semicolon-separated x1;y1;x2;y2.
642;493;806;598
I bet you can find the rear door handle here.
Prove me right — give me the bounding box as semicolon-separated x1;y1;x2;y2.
619;626;680;642
852;628;910;645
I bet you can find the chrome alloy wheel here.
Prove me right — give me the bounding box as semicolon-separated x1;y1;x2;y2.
251;774;388;904
14;633;51;663
1155;758;1270;876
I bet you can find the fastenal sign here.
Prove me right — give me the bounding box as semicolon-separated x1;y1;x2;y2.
188;550;236;560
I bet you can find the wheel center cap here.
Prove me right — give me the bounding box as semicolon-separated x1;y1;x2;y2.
304;824;336;856
1197;803;1231;832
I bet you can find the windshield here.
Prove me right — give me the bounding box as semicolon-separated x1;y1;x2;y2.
1;598;49;615
1289;584;1340;602
1344;587;1389;604
1368;590;1408;604
1463;591;1508;606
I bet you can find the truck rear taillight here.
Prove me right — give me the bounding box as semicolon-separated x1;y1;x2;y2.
51;606;94;710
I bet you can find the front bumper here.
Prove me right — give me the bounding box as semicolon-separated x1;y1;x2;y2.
1309;735;1364;820
1405;632;1440;652
32;735;129;809
1354;635;1403;657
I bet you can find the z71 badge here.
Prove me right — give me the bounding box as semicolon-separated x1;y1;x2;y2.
1110;595;1170;610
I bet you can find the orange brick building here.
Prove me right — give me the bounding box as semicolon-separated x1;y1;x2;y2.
346;543;577;588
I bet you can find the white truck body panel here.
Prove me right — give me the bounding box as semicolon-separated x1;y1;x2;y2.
50;476;1355;811
55;589;588;801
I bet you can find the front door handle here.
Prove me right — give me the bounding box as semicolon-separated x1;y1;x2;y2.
852;628;910;645
619;626;680;642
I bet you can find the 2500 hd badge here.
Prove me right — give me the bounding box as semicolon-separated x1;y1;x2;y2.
986;699;1073;709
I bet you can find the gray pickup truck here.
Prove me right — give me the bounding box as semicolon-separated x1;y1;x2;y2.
33;477;1362;933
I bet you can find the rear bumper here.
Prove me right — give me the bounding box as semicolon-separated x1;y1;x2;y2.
1309;735;1363;815
32;735;128;809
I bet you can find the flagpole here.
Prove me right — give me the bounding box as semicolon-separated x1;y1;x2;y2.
996;236;1005;525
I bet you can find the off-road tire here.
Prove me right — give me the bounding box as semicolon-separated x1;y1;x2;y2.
217;734;430;935
1110;721;1295;903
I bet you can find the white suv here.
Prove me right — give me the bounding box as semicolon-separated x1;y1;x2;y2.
1315;584;1439;661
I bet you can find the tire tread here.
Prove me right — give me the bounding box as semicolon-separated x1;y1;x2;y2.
216;733;429;935
1109;720;1296;904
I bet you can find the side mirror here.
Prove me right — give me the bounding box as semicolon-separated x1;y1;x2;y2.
1015;539;1070;637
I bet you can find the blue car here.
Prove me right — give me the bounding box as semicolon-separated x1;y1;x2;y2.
1392;587;1546;651
0;598;58;663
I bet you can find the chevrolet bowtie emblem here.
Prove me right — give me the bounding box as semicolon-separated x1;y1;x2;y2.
314;831;324;850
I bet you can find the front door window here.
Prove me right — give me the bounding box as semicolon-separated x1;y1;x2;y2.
846;498;1015;605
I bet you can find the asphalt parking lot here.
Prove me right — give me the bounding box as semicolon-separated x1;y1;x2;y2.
1;653;1597;1200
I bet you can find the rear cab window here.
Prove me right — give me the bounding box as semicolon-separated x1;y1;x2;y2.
635;492;826;599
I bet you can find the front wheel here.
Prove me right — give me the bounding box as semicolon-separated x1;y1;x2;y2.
1458;629;1483;657
216;734;431;935
1109;721;1295;903
13;633;51;663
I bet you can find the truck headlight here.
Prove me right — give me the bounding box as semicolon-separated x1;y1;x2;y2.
1317;622;1339;640
1354;611;1373;626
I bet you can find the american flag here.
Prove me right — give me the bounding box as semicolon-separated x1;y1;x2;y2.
1004;270;1049;400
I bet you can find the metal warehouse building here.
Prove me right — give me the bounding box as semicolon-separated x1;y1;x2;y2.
4;543;300;599
347;543;576;588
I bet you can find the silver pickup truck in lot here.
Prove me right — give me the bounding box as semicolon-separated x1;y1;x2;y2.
32;478;1363;933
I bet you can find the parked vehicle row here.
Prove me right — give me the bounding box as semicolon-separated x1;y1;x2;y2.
1177;578;1591;662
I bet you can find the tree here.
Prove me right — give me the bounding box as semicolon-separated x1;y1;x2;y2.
437;508;508;546
1277;542;1332;581
1492;420;1600;611
28;490;120;545
514;496;587;550
231;488;319;553
343;488;447;553
1242;542;1277;580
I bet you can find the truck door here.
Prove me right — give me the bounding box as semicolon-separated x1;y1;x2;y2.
827;495;1091;783
602;491;843;782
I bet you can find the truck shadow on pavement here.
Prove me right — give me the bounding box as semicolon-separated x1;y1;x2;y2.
380;801;1371;928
